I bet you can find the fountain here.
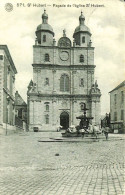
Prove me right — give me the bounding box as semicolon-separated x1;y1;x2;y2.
62;103;94;137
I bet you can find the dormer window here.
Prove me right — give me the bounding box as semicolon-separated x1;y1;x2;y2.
45;53;50;62
82;36;85;43
80;55;84;63
43;35;46;42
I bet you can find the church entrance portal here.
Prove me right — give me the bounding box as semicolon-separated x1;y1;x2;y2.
60;112;69;129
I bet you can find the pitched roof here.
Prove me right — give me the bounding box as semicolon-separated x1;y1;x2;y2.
109;80;125;93
15;91;26;106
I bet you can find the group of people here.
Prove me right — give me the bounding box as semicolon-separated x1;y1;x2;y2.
57;122;109;140
66;122;109;140
81;123;109;140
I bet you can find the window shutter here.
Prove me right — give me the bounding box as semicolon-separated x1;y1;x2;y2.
80;55;84;62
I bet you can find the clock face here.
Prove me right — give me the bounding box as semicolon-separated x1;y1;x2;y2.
60;51;69;61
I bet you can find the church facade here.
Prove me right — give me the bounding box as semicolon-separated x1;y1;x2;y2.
27;10;101;131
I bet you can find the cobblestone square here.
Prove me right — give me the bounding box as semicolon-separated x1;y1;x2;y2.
0;132;124;195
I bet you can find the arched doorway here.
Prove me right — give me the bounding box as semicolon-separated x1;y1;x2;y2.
60;112;69;129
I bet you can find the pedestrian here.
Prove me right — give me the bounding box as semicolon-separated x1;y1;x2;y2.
104;127;109;140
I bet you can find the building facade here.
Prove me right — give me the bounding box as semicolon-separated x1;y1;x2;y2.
15;91;27;130
109;81;125;133
0;45;17;133
27;10;101;131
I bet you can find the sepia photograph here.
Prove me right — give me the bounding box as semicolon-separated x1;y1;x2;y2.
0;0;125;194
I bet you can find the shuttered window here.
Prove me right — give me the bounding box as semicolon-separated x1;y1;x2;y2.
80;55;84;62
45;53;50;62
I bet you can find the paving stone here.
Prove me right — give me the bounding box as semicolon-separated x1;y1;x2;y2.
0;132;124;195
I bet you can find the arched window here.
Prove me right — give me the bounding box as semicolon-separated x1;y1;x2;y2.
46;104;49;111
43;35;46;42
60;74;69;92
80;55;84;63
45;114;49;124
45;53;50;62
82;36;85;43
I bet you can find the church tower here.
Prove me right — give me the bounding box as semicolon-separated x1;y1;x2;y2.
35;10;54;46
73;11;92;47
27;11;101;131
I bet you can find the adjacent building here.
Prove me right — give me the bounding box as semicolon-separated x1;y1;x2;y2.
27;10;101;131
0;45;17;133
15;91;27;130
109;81;125;133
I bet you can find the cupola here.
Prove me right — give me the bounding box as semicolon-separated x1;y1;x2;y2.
73;12;92;47
35;10;55;46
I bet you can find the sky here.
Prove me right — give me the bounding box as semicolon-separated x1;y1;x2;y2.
0;0;125;115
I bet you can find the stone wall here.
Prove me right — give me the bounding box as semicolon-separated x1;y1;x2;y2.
33;46;94;66
28;94;101;131
0;51;4;125
0;46;16;131
33;66;95;95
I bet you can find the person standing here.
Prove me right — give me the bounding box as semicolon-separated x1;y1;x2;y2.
104;127;109;140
